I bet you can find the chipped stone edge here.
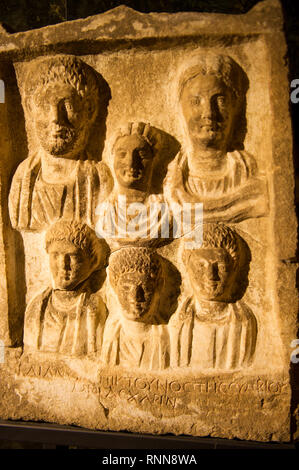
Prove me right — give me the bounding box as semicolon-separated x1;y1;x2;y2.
0;1;284;58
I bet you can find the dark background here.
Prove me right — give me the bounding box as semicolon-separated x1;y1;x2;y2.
0;0;297;449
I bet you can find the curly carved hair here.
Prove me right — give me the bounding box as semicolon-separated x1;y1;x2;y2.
25;54;99;103
182;223;239;267
112;122;157;157
109;247;161;287
45;220;108;270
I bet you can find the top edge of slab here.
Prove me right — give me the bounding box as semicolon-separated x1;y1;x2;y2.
0;1;284;59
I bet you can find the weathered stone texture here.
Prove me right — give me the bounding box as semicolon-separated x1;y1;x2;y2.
0;0;297;442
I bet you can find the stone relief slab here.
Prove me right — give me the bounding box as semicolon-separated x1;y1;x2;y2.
0;0;297;442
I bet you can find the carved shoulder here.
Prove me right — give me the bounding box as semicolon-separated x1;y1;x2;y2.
96;161;114;200
9;158;31;205
9;154;41;229
163;150;185;201
84;290;108;355
234;301;257;366
101;314;122;365
87;290;108;322
11;154;41;181
235;150;258;177
232;301;258;344
23;288;51;350
24;288;51;324
11;159;28;183
234;300;256;322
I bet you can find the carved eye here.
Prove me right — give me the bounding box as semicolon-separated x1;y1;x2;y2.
71;253;82;261
218;263;228;272
216;95;226;107
64;100;74;113
139;150;149;159
190;97;201;106
196;261;205;269
116;151;127;158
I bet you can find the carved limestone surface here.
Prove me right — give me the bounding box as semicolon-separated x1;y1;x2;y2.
101;247;170;370
0;1;297;443
23;220;108;356
96;121;175;248
9;55;113;232
112;122;157;199
164;53;269;223
169;224;257;370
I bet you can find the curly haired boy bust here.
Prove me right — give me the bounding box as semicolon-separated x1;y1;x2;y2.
101;247;170;370
170;223;257;370
23;220;108;357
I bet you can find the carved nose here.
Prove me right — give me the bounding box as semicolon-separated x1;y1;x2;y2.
59;254;71;271
126;149;141;168
201;98;213;120
131;284;145;302
206;262;220;280
125;150;133;167
49;101;66;124
49;104;60;123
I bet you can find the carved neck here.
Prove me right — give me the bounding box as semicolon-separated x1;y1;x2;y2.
194;297;228;316
52;289;82;311
187;148;227;176
40;151;79;184
116;186;149;204
121;317;151;336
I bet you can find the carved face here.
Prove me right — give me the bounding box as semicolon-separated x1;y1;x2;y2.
32;82;95;157
180;74;236;151
115;272;158;321
48;240;94;290
113;134;154;191
187;248;235;301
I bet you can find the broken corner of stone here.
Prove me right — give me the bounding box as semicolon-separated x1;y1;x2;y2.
0;0;297;443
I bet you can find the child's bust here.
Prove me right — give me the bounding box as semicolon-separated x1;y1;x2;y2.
23;220;108;357
101;247;170;370
170;223;257;369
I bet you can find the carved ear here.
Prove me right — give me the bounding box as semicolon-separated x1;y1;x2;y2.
86;97;98;122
